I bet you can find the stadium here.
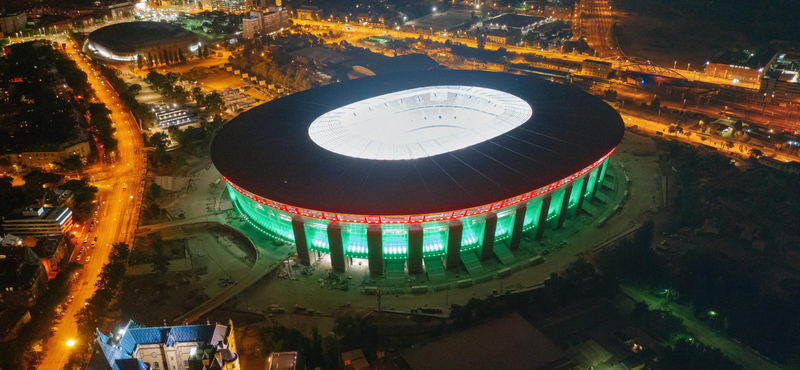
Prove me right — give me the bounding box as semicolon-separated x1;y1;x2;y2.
85;21;200;64
211;70;624;279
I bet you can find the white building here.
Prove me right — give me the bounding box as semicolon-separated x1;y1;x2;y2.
242;8;287;39
2;207;73;237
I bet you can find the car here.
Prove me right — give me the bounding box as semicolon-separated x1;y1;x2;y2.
85;256;91;262
50;326;58;333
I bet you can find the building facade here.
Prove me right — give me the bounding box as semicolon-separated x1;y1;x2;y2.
582;59;613;78
88;320;240;370
0;12;27;34
226;150;612;276
0;139;90;169
0;247;48;307
295;5;322;21
242;8;287;39
2;207;74;237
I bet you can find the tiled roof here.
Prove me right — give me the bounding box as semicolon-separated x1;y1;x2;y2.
115;358;150;370
90;321;232;370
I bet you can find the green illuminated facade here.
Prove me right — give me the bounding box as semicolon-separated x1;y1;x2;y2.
226;155;613;276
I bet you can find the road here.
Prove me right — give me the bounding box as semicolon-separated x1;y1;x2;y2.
580;0;621;57
622;285;785;370
35;37;147;370
619;110;800;163
294;18;594;64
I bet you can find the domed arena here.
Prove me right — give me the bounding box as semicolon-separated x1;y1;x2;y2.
86;21;200;63
211;70;625;277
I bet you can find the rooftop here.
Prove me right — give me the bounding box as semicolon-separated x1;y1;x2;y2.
88;320;236;370
402;314;566;370
87;21;199;54
485;14;545;28
4;207;71;222
268;351;298;370
212;70;624;216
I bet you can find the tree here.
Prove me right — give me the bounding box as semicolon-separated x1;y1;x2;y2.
0;176;25;219
59;154;84;173
650;97;661;110
128;84;142;95
733;120;743;132
148;183;162;200
61;179;99;218
660;339;743;370
152;247;171;275
137;54;144;69
150;132;169;151
202;92;225;114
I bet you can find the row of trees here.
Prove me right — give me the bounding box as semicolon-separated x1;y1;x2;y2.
75;242;130;339
0;263;81;370
250;60;313;91
191;87;226;114
145;71;192;104
100;66;156;129
258;314;384;370
87;102;118;153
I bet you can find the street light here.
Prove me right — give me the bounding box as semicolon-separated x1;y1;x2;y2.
66;339;76;347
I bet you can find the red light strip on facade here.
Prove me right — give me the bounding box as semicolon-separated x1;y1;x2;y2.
225;148;615;224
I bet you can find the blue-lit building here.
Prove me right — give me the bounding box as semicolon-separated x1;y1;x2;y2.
87;320;240;370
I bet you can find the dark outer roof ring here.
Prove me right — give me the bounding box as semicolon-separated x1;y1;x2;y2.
211;70;624;217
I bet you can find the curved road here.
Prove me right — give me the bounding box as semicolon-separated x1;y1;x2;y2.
35;36;146;370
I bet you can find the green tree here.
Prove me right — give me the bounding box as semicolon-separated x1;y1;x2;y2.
128;84;142;95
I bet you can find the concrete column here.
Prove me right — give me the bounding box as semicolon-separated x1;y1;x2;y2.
535;195;551;240
557;185;572;228
481;213;497;261
367;224;383;276
327;222;345;273
407;224;423;274
510;203;527;251
291;215;310;265
446;220;462;271
573;175;590;218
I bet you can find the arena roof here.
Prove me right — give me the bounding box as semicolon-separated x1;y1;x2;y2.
211;70;624;216
87;21;198;54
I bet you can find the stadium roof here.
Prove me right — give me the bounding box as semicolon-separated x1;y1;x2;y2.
212;70;624;216
87;21;198;54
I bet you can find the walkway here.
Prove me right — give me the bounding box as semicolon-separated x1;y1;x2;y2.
621;285;785;370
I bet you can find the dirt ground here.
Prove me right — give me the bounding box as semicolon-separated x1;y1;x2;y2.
120;226;255;324
615;11;748;67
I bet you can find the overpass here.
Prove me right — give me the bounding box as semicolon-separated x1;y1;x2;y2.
138;211;297;324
